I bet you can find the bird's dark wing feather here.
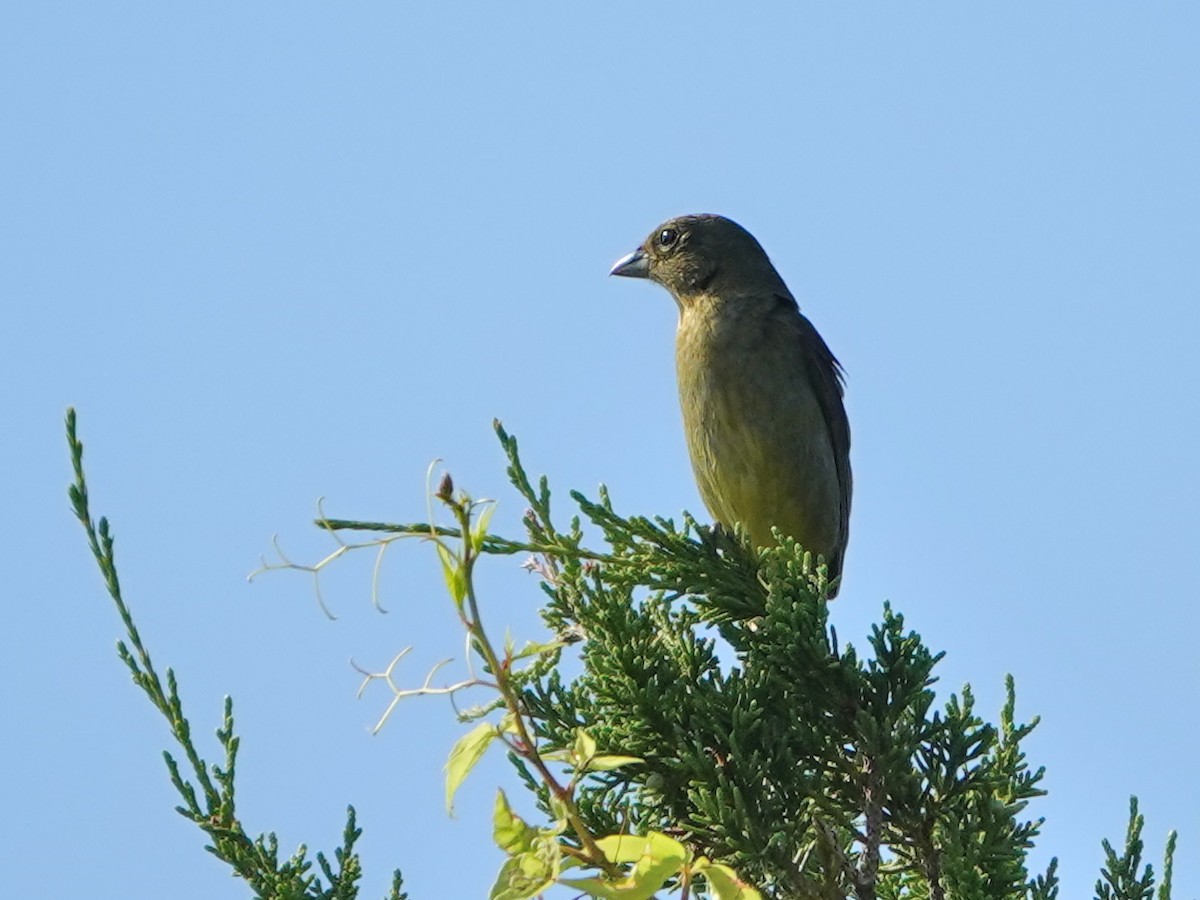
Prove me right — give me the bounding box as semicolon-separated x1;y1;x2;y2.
779;295;853;571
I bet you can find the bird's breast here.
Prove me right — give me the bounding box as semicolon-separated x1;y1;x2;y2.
673;303;842;556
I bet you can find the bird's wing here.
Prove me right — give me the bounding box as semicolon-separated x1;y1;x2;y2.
780;296;853;567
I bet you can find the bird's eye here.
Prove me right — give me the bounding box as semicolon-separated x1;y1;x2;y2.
657;228;679;249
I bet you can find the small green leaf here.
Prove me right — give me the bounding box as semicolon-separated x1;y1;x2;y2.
562;832;686;900
493;790;537;854
557;877;626;899
511;639;567;661
471;501;497;553
435;542;466;608
490;791;563;899
585;754;643;772
695;860;763;900
596;832;686;866
560;864;675;900
445;721;496;814
547;792;571;826
490;849;556;900
543;733;639;772
573;729;597;766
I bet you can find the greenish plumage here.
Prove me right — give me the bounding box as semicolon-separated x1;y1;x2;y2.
611;214;852;596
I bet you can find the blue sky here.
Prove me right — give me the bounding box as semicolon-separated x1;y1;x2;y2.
4;4;1198;898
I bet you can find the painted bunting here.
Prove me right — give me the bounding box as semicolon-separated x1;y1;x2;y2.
610;214;852;596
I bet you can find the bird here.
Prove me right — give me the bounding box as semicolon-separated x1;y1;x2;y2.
610;214;852;596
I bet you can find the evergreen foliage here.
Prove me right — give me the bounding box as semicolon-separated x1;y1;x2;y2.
66;409;1177;900
66;409;408;900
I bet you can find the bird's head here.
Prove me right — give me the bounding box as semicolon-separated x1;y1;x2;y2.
609;214;787;304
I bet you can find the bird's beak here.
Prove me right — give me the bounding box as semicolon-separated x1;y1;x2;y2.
609;248;650;279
